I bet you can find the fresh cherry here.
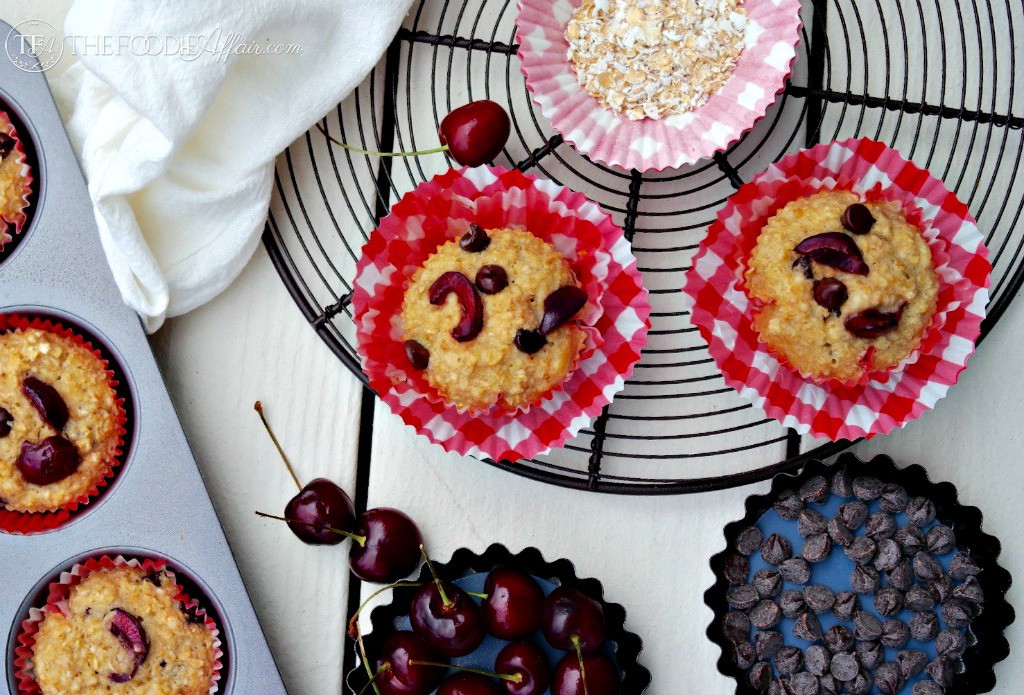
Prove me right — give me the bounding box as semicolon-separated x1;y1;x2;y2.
16;435;80;485
539;287;587;335
438;673;503;695
283;478;357;545
543;587;607;653
813;278;849;316
430;271;485;342
373;631;446;695
495;641;551;695
476;265;509;295
794;232;869;276
22;376;69;430
514;329;547;355
844;304;906;338
108;609;149;683
410;580;486;657
405;340;430;371
0;407;12;437
350;508;423;583
551;651;620;695
439;100;511;167
841;203;876;234
460;224;491;252
483;569;545;639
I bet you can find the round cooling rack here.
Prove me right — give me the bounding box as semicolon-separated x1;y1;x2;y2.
264;0;1024;494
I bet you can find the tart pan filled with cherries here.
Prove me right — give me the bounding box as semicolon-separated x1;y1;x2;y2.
705;454;1013;695
346;544;650;695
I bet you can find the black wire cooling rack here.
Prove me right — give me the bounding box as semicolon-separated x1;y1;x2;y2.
263;0;1024;494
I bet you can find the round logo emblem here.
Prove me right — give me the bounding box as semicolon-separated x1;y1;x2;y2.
6;20;64;73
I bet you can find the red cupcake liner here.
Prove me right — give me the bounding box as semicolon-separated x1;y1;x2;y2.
0;109;34;249
515;0;803;170
353;165;650;462
681;138;991;441
13;555;224;695
0;315;129;533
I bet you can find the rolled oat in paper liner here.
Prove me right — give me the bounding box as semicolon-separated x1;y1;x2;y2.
13;555;224;695
0;315;128;534
515;0;802;171
0;109;34;249
681;139;991;441
353;166;649;462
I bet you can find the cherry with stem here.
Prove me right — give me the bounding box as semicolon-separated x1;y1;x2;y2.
411;546;486;657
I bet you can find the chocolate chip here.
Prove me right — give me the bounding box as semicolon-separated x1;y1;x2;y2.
851;565;880;594
776;646;804;675
897;649;928;680
780;557;811;584
459;224;490;252
841;203;876;234
927;574;955;603
0;407;12;438
878;483;909;513
817;674;840;695
914;551;943;582
845;537;876;565
803;534;832;564
798;509;829;537
404;340;430;370
906;496;937;526
949;550;982;580
912;682;944;695
853;610;882;641
831;469;855;497
873;539;902;572
926;525;956;555
827;518;853;548
804;585;835;614
799;475;830;503
935;627;966;658
813;278;848;316
852;476;883;501
755;629;784;660
830;652;859;681
855;640;883;669
941;598;974;628
953;576;984;604
514;328;547;354
845;670;873;695
926;656;956;686
0;132;13;158
873;586;904;617
838;500;868;529
789;672;819;695
792;612;822;641
750;599;782;629
475;264;508;294
874;662;904;695
762;534;793;565
832;591;858;620
774;489;804;520
737;526;764;555
749;661;773;692
887;558;914;592
723;553;750;585
880;619;910;648
905;584;936;612
909;611;940;641
865;511;896;541
733;640;756;669
780;589;807;618
824;625;853;653
753;568;783;598
805;645;830;676
723;610;751;641
727;584;759;610
895;525;926;555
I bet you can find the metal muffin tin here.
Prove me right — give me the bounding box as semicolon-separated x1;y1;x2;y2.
0;23;287;694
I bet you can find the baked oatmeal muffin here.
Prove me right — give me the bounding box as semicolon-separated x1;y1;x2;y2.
32;566;216;695
401;226;587;411
0;327;120;512
745;190;939;383
0;110;31;245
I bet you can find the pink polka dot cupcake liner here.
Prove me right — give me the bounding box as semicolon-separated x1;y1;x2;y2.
13;554;224;695
353;166;650;462
515;0;803;171
681;138;991;441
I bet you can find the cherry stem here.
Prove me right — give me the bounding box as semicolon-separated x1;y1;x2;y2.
419;545;452;609
253;401;302;490
407;660;522;684
572;636;590;695
357;662;389;695
466;591;488;600
317;123;450;158
347;581;424;639
254;510;367;546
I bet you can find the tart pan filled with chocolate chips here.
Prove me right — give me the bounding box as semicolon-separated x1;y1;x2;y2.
706;453;1013;695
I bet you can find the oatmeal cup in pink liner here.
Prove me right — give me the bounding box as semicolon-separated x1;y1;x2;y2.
515;0;803;171
681;139;991;441
353;166;650;462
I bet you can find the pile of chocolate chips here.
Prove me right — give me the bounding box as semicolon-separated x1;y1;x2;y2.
721;471;984;695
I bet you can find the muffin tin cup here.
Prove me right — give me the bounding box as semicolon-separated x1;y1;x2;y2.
681;138;992;441
705;453;1014;694
515;0;803;171
346;543;651;695
0;314;129;534
0;108;34;249
353;165;650;462
13;554;224;695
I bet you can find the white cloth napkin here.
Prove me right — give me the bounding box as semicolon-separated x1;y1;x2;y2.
54;0;412;332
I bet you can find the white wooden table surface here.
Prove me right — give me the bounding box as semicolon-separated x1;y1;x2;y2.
7;1;1023;693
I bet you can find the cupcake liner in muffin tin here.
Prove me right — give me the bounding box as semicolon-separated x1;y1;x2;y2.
13;554;224;695
704;453;1014;695
0;107;35;259
0;23;286;694
345;543;651;695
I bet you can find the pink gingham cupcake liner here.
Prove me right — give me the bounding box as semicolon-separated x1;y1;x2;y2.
515;0;803;171
681;138;991;441
353;165;650;462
